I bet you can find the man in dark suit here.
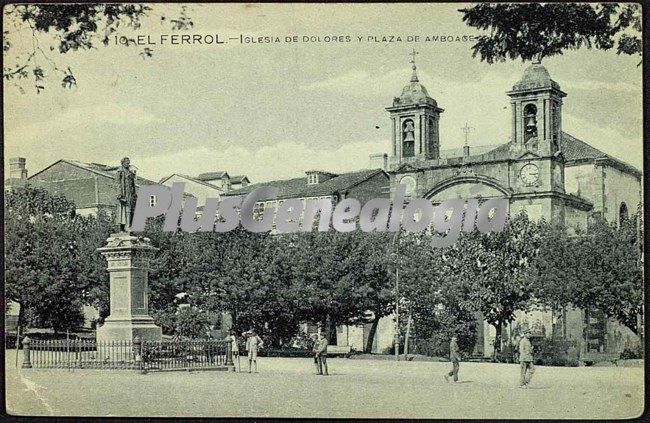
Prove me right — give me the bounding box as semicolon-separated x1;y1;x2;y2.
444;335;461;383
315;332;329;376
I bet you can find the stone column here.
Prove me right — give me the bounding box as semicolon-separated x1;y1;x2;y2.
96;233;162;343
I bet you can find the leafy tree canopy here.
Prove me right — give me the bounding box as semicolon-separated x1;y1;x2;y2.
460;3;641;64
4;4;193;93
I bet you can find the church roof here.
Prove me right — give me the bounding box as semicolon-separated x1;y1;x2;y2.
390;54;438;108
511;60;562;92
395;80;437;107
483;132;640;176
223;168;386;200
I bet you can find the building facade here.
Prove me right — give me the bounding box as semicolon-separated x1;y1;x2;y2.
364;58;642;356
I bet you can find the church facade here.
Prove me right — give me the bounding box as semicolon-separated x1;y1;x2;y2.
351;57;642;357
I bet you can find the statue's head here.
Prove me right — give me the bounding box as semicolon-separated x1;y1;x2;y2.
121;157;130;168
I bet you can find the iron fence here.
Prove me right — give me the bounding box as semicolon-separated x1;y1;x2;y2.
21;337;234;372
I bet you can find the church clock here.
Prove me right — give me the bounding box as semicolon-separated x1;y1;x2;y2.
520;163;540;186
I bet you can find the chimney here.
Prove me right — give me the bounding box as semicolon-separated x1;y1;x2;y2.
369;153;388;171
9;157;28;180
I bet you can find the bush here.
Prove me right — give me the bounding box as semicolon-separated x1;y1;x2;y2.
620;345;644;359
175;308;210;339
532;338;579;366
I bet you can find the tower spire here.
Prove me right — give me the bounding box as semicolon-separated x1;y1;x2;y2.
409;48;419;82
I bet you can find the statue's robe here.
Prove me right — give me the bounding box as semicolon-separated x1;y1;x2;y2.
115;167;137;230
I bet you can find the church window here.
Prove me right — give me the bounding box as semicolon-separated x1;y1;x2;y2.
427;117;436;156
149;195;156;207
523;104;537;143
402;119;415;157
619;202;629;226
551;101;560;150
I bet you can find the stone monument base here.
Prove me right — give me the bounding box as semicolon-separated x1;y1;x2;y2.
96;315;162;343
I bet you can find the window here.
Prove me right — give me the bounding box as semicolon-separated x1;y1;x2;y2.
523;104;538;143
619;202;629;226
402;119;415;157
149;195;156;207
307;174;319;185
427;117;436;156
253;202;265;220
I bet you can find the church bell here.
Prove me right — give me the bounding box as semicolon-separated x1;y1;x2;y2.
403;131;415;142
525;114;537;132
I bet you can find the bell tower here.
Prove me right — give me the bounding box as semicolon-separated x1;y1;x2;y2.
386;49;444;167
507;58;566;156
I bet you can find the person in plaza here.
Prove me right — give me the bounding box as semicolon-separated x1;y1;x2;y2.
315;332;329;376
311;333;321;374
518;329;535;388
224;329;240;371
245;329;263;373
444;335;461;383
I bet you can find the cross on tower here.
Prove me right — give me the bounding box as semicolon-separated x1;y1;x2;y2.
461;122;474;147
409;48;420;82
409;48;419;65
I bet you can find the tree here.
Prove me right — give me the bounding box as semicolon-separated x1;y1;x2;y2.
444;213;541;357
4;187;85;332
74;210;114;321
175;307;210;339
341;231;395;353
570;216;643;335
527;220;579;333
398;232;477;356
460;3;642;65
3;4;193;93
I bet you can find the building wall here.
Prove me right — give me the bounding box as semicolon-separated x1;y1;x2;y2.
565;163;641;223
600;165;642;224
30;162;116;210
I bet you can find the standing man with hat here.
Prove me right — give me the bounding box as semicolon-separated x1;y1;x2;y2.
444;335;461;383
518;329;535;388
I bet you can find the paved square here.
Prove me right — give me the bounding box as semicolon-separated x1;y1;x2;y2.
5;354;644;418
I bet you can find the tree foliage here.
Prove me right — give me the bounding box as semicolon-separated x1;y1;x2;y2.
5;189;643;354
460;3;642;65
3;4;193;93
5;188;83;331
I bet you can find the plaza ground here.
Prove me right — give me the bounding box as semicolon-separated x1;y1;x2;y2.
5;352;644;419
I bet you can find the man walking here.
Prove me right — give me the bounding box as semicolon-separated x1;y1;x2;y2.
311;334;321;374
518;329;535;388
245;329;263;373
444;335;461;383
315;332;329;376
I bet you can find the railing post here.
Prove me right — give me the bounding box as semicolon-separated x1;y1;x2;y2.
133;336;145;374
225;339;235;372
21;337;32;369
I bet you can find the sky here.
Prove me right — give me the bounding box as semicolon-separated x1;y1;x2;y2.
4;3;644;184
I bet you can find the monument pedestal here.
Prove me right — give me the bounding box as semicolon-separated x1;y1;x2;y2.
96;233;162;343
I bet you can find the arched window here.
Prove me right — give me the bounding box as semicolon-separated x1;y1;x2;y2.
551;101;560;150
523;104;537;142
402;119;415;157
427;117;436;156
619;202;629;226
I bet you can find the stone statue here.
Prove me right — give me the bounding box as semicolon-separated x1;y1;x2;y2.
115;157;137;232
